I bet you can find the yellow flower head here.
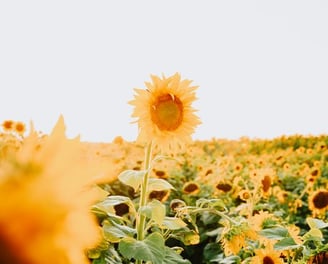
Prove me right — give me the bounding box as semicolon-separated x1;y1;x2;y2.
148;189;170;202
250;242;284;264
182;181;201;195
238;189;251;201
215;181;233;193
308;189;328;217
14;121;26;135
220;220;257;256
0;116;101;264
129;73;201;153
249;211;278;232
1;120;14;132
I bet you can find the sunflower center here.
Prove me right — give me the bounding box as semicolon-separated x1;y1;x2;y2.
148;190;169;202
216;183;232;192
261;175;271;193
114;203;130;216
262;256;274;264
313;191;328;209
154;170;166;178
0;228;25;264
183;183;199;193
150;94;183;131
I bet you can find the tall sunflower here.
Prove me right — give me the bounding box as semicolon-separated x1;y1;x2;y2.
0;116;101;264
129;73;201;153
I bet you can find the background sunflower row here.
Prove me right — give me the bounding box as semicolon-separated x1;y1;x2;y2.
1;119;328;263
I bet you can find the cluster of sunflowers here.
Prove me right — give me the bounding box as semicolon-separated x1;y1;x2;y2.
0;73;327;264
88;134;328;264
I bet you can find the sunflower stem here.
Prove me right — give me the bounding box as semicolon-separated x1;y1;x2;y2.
136;141;153;244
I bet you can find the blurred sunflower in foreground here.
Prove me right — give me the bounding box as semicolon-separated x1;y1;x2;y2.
0;116;101;264
129;72;201;153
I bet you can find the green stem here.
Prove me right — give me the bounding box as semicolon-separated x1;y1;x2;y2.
136;141;153;241
135;142;153;264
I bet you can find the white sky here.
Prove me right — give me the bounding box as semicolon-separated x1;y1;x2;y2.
1;1;327;143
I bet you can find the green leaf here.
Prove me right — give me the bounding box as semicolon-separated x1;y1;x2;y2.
162;246;191;264
95;195;132;209
203;243;222;263
92;258;108;264
205;227;221;237
303;228;323;242
118;169;147;192
162;217;187;230
140;200;166;225
92;195;135;216
148;178;175;191
306;217;328;229
118;232;165;264
259;227;289;240
102;220;136;243
150;200;166;225
274;237;300;250
91;244;123;264
215;255;241;264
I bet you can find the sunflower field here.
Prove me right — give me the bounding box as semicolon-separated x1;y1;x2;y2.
1;74;328;264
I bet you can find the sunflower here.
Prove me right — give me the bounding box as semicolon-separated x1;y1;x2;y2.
1;120;15;132
182;181;200;195
316;141;327;152
220;220;257;256
238;189;251;201
129;73;201;153
308;189;328;216
151;157;177;179
287;224;302;245
250;242;284;264
249;168;276;198
233;162;243;173
0;116;101;264
170;199;187;213
272;186;288;204
261;174;272;196
249;211;278;232
215;181;233;193
14;121;26;135
148;189;170;202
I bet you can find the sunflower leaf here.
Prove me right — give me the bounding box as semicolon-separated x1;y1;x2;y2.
148;178;175;191
92;195;134;215
118;232;165;264
303;228;323;242
162;246;191;264
306;217;328;229
274;237;300;250
162;217;187;230
259;227;289;240
103;220;136;243
139;199;166;225
118;169;147;192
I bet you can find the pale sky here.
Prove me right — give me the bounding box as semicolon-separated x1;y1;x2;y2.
1;1;327;142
